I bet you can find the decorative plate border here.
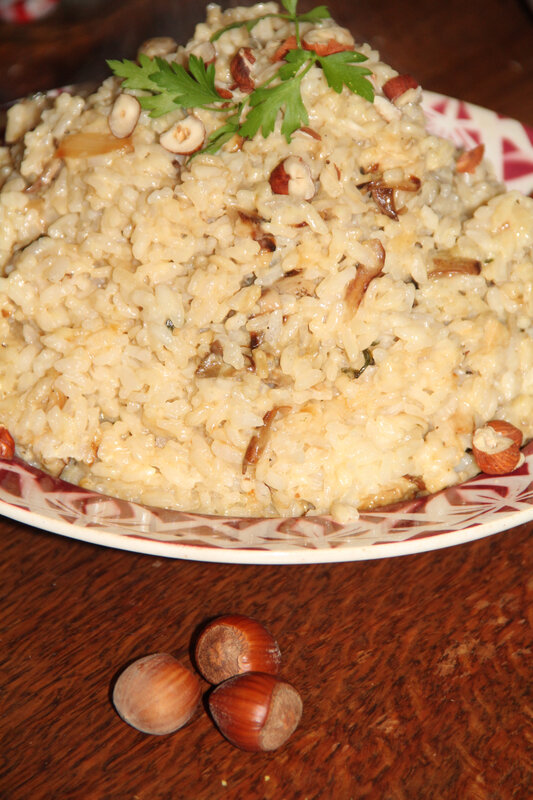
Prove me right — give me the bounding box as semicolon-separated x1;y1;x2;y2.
1;92;532;563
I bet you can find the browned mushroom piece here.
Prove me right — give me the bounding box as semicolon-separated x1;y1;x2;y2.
357;175;420;220
237;211;276;253
195;341;228;378
344;239;386;313
249;331;264;350
242;406;290;473
24;158;63;193
428;255;482;278
273;270;317;298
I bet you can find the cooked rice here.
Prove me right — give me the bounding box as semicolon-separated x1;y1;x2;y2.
1;2;532;520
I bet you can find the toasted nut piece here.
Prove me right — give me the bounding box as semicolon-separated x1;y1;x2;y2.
272;35;298;62
216;86;234;100
269;157;315;200
187;41;216;65
472;421;524;475
230;47;256;94
108;94;141;139
382;74;419;101
485;420;523;447
159;116;206;154
456;144;485;173
302;26;354;56
137;36;177;60
0;426;15;459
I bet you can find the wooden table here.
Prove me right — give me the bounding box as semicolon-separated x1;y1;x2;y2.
1;1;532;798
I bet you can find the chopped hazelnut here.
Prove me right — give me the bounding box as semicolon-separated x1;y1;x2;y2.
230;47;256;94
108;94;141;139
159;116;206;155
269;157;315;200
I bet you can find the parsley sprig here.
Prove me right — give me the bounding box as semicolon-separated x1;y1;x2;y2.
107;0;374;154
210;0;331;45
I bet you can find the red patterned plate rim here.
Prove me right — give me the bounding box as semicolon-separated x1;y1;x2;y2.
1;92;532;563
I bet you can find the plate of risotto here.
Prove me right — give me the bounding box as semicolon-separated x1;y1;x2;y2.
0;2;532;563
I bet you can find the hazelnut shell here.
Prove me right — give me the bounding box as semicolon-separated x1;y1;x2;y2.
208;672;302;751
112;652;201;735
195;613;281;684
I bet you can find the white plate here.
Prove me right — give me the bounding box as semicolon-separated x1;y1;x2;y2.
1;92;533;564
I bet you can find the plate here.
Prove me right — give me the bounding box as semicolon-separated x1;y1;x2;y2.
1;92;533;564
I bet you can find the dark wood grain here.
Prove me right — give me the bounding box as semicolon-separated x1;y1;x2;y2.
1;1;532;798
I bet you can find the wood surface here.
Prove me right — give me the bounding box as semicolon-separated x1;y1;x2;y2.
0;1;532;798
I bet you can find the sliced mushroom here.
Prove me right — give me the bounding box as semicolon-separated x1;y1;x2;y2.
242;406;290;473
256;271;317;314
249;331;264;350
159;116;206;155
195;340;228;378
269;157;315;200
237;211;276;253
25;157;63;194
344;239;385;314
274;270;317;298
230;47;256;94
357;174;420;220
368;183;398;219
429;255;481;278
108;94;141;139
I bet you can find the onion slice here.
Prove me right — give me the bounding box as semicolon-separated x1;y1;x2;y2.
56;132;134;159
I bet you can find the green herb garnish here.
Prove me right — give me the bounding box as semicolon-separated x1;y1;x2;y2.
210;0;331;44
342;348;375;379
107;0;374;154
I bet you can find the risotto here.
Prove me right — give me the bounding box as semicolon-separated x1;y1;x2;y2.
0;2;532;521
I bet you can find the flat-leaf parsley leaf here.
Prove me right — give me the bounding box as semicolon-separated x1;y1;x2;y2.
107;1;375;153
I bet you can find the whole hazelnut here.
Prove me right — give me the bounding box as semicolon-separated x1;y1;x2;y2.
112;653;201;735
209;672;303;751
195;614;281;684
